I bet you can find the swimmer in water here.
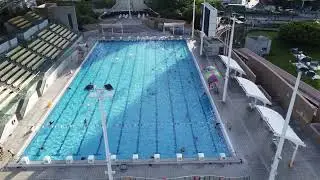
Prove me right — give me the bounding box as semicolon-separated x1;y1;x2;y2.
84;119;88;127
49;121;54;126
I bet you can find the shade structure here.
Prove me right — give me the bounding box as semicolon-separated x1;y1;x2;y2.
235;77;272;106
204;71;218;83
256;105;305;147
218;55;246;76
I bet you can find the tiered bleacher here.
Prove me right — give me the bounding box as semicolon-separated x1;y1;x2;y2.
0;11;81;144
0;23;79;107
7;11;43;30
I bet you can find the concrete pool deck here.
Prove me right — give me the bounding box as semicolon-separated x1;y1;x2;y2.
1;35;320;179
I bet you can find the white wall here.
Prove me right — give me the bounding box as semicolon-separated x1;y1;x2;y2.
0;115;18;144
208;8;217;37
43;49;78;94
23;91;39;117
0;41;10;54
39;19;49;30
0;37;18;54
23;25;39;41
9;38;18;48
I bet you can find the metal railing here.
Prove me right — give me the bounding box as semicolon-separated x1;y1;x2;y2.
116;175;250;180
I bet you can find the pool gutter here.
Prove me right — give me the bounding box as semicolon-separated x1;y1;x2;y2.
7;157;242;168
186;40;236;157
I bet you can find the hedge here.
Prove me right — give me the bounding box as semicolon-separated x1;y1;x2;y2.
279;21;320;45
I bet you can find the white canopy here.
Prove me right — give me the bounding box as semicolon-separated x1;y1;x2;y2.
236;77;272;106
218;55;246;75
256;105;305;147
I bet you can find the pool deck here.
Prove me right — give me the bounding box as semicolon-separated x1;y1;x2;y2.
1;36;320;179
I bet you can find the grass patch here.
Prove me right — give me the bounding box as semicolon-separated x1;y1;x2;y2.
247;30;320;90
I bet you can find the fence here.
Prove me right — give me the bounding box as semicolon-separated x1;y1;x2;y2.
117;175;250;180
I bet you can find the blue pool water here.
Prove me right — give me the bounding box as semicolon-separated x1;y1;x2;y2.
23;40;230;160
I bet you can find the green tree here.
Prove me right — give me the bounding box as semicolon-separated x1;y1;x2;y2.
279;21;320;45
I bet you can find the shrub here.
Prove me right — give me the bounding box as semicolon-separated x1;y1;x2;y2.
279;21;320;45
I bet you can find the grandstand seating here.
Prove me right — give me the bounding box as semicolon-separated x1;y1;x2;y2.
7;16;32;29
0;22;78;94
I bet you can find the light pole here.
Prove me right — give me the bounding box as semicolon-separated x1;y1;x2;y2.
192;0;196;38
268;58;316;180
89;85;114;180
200;0;206;55
222;16;235;103
128;0;132;19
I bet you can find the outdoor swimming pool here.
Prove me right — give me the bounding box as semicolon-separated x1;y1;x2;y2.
23;40;230;161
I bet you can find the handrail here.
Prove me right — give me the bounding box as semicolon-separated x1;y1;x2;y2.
118;175;250;180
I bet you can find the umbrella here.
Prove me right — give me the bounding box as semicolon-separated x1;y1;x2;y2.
205;72;218;83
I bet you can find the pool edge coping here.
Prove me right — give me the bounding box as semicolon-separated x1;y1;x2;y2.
186;40;236;157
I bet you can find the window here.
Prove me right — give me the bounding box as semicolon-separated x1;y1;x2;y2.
68;14;73;29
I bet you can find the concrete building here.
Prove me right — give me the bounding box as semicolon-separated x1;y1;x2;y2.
35;3;79;32
245;35;271;56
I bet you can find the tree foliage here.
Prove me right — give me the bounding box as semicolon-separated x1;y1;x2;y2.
75;0;99;29
279;21;320;45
